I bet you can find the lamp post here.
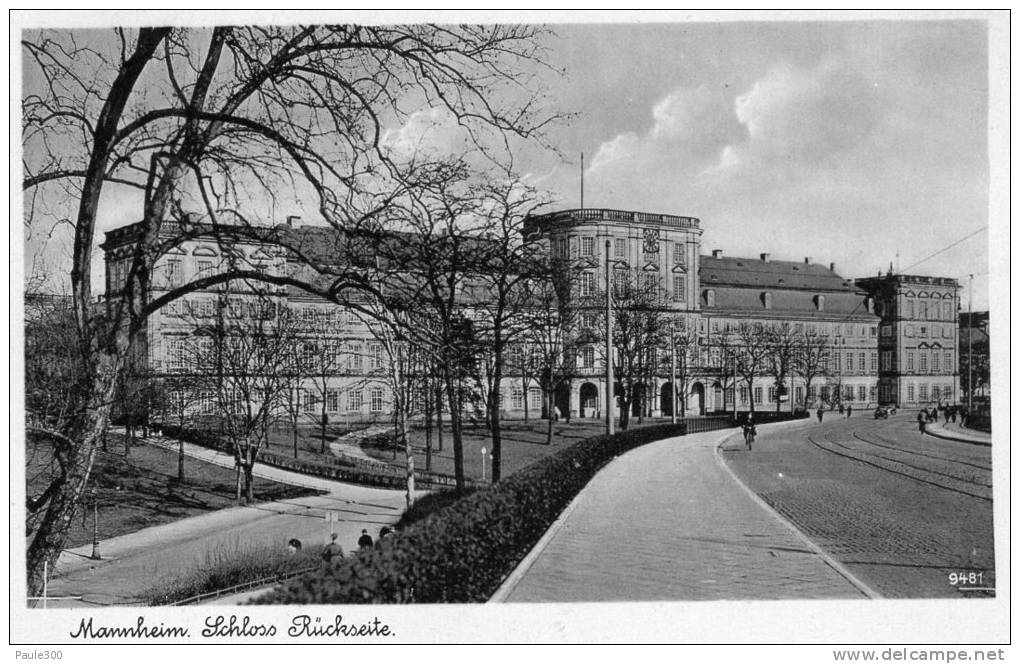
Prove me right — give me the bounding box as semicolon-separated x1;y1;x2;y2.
967;274;973;414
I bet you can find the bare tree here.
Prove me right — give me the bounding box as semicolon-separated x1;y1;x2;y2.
594;269;670;430
21;25;560;592
764;322;799;413
794;332;832;409
664;318;698;419
725;322;774;415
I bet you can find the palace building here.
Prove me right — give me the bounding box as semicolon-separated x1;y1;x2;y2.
102;208;959;423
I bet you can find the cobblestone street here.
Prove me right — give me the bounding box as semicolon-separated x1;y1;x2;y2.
721;414;995;598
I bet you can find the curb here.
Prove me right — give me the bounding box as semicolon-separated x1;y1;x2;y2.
714;421;883;600
924;424;992;447
487;469;591;603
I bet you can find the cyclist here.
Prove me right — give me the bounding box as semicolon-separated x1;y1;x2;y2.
742;419;757;450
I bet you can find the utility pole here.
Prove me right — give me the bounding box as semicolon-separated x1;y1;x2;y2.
580;153;584;210
967;274;974;413
605;240;614;436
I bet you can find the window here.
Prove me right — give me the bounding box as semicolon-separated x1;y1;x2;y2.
580;346;595;368
346;390;363;413
614;238;626;259
859;352;866;373
869;385;876;402
881;325;892;337
870;326;877;336
858;385;867;402
191;297;216;319
932;385;941;401
907;384;915;402
907;352;914;371
528;388;542;410
673;275;686;302
165;259;183;288
511;388;524;410
580;236;594;257
844;385;854;401
197;259;214;276
919;326;928;337
881;352;892;372
166;338;188;371
821;385;830;401
768;386;777;403
846;352;854;372
795;386;804;404
369;343;384;370
579;271;595;297
326;390;340;413
919;384;928;402
740;387;749;404
300;341;316;371
198;390;216;415
753;387;763;404
347;342;363;372
932;353;940;373
370;388;385;412
870;352;877;372
673;244;686;266
944;351;952;370
302;390;318;414
943;385;953;401
919;352;928;373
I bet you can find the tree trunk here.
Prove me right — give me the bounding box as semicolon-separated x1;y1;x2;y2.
488;347;504;483
522;376;529;423
442;366;465;492
546;391;555;445
177;438;185;482
424;385;433;472
435;383;444;453
292;414;299;459
319;397;327;454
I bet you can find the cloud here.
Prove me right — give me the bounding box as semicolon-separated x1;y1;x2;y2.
381;107;472;160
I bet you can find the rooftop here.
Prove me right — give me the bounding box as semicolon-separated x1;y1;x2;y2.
524;208;701;234
700;254;859;292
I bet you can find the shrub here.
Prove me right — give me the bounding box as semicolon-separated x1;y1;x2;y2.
253;422;699;604
141;540;320;605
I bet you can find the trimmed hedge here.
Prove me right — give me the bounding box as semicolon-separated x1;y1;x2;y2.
252;422;704;604
157;424;464;490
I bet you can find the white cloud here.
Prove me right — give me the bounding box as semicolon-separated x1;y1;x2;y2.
381;107;471;160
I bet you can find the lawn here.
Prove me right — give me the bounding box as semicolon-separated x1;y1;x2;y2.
359;416;673;482
26;433;320;550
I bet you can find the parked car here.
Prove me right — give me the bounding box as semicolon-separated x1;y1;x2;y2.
874;406;891;419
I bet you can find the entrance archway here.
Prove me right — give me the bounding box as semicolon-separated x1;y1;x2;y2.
711;382;724;413
554;382;571;420
579;382;599;418
690;382;706;416
632;382;647;417
660;382;674;417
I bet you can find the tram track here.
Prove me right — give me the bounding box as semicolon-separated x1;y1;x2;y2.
805;431;991;502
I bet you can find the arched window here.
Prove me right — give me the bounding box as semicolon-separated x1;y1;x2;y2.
762;292;772;309
815;294;825;312
705;289;715;307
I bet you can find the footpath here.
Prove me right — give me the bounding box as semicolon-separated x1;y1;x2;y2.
41;433;419;607
925;422;992;446
493;422;876;602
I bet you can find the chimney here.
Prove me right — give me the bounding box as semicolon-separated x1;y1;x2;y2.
760;253;770;263
712;249;723;258
804;257;811;264
829;262;836;272
286;215;301;228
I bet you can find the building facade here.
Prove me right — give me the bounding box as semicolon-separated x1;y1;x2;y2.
855;273;961;408
103;208;959;423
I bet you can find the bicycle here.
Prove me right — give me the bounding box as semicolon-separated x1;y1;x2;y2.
742;425;756;451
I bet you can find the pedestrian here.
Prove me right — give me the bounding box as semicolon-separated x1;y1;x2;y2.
960;406;969;428
838;403;844;416
288;538;303;554
917;409;927;436
816;406;824;423
358;529;374;550
376;526;393;548
943;406;951;425
846;404;853;418
321;533;343;565
950;405;957;424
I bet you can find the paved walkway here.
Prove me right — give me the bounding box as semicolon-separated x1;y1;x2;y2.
328;425;391;463
925;422;992;446
42;434;421;607
493;423;875;602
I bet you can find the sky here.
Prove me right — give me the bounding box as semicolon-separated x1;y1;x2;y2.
20;16;997;310
519;20;994;309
